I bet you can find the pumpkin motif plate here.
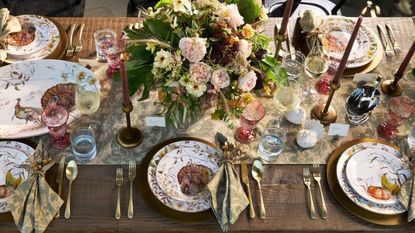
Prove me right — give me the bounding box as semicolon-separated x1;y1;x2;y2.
0;59;98;139
336;142;408;215
0;141;34;213
5;15;60;61
148;140;217;213
322;16;378;69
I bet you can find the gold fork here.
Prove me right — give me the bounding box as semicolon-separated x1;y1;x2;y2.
74;24;85;54
128;160;136;219
312;164;328;219
303;167;317;219
115;168;123;219
66;24;76;57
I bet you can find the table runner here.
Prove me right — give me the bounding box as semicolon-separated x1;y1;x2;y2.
40;17;415;165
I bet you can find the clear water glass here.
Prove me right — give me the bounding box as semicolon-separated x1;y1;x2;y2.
258;128;287;162
94;28;116;61
70;126;97;161
282;51;305;81
305;45;330;79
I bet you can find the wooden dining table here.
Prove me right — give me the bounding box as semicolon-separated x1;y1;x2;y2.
0;16;415;232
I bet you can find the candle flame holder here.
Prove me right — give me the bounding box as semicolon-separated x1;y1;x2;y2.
311;82;340;124
381;72;403;97
117;101;143;148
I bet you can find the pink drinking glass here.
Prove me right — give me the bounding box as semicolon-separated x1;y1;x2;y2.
104;39;125;77
41;98;70;149
315;65;336;95
235;101;266;143
377;96;415;140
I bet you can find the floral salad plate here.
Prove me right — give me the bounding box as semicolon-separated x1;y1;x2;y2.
0;59;98;139
345;148;412;206
0;141;34;213
148;140;217;213
336;142;409;215
322;16;378;69
5;15;60;61
156;147;218;203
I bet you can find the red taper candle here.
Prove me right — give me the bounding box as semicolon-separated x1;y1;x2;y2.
396;40;415;76
120;54;130;106
278;0;294;35
332;7;367;84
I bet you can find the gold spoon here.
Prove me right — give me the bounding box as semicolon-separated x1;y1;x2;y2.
252;159;266;219
64;160;78;219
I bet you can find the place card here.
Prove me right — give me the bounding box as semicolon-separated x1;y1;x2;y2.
328;123;350;137
352;73;377;83
144;116;166;127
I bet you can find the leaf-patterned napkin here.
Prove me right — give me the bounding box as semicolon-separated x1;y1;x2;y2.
0;8;21;61
7;140;63;233
207;133;248;232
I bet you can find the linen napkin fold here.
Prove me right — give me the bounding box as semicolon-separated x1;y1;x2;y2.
399;156;415;221
0;8;21;60
207;133;249;232
7;140;63;233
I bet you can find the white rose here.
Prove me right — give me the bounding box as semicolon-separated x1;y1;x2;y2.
238;39;252;59
190;62;212;83
210;68;230;89
153;49;173;68
179;37;207;62
221;4;244;29
238;70;257;92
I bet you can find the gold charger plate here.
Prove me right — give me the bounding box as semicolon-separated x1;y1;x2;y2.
326;138;409;226
138;137;215;223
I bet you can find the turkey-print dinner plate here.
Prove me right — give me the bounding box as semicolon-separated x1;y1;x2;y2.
322;16;378;68
0;141;34;213
0;59;98;139
156;147;218;203
336;142;409;215
345;148;412;206
148;140;217;213
5;15;60;60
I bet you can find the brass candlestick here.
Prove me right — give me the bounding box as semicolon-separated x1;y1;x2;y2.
381;72;403;97
311;82;340;125
117;101;143;148
274;25;287;60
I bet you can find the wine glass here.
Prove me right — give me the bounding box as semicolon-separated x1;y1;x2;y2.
304;45;330;96
377;96;415;140
235;101;266;143
75;80;100;124
41;97;70;149
273;81;303;114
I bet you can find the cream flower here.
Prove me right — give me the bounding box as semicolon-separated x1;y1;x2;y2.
179;75;191;87
259;6;268;21
221;4;244;29
186;81;207;97
238;39;252;59
190;62;212;83
173;0;192;14
238;70;257;92
179;37;207;62
153;49;173;68
210;68;230;89
242;24;255;38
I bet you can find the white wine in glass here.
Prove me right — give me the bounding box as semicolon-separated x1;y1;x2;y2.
75;83;100;115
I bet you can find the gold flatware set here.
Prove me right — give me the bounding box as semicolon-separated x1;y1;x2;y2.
377;24;401;57
55;158;79;219
66;23;85;57
303;165;328;219
115;160;137;219
241;160;266;219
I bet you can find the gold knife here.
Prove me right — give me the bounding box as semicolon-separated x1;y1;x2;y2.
241;161;255;219
55;156;65;218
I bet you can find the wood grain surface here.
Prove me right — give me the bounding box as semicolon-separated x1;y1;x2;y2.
0;17;415;232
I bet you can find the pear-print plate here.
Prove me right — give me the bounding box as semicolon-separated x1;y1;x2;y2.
148;140;217;213
345;148;412;206
336;142;408;215
5;15;60;60
322;16;378;69
0;59;98;139
0;141;34;213
156;147;218;203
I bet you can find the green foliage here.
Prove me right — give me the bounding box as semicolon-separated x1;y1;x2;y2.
155;0;173;9
413;67;415;77
144;18;179;45
126;45;153;67
260;56;289;86
225;0;261;24
127;63;154;100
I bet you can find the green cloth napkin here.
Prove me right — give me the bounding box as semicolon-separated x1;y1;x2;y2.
0;8;21;61
7;140;63;233
207;133;248;232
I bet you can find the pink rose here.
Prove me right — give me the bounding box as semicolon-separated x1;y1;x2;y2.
190;62;212;83
179;37;207;62
210;68;230;89
238;71;257;92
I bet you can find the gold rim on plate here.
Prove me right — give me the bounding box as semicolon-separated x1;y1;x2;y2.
326;138;409;226
138;137;215;223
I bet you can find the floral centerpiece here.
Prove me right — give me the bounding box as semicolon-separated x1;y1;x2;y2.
123;0;287;127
